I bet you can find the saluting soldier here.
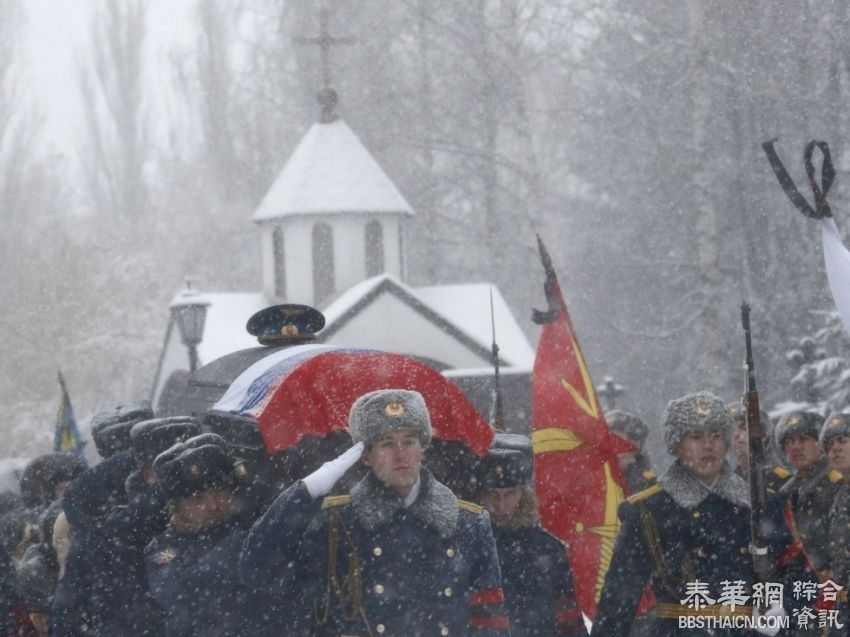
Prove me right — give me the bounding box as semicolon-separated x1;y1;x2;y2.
241;388;510;637
90;416;201;637
606;410;657;494
477;433;587;637
776;410;841;579
729;402;791;494
145;434;288;637
592;391;813;637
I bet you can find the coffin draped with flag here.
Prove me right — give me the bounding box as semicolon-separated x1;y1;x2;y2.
530;239;633;620
208;344;494;492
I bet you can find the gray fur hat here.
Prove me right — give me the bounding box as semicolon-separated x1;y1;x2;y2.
775;410;824;448
348;389;432;448
606;410;649;443
819;412;850;452
663;391;731;454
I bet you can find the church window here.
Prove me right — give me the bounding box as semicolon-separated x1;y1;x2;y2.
312;222;335;305
365;220;384;276
273;226;286;298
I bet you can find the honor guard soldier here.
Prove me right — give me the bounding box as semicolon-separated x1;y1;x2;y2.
776;410;840;579
241;389;510;637
592;391;813;637
145;435;286;637
90;416;201;637
823;413;850;630
477;433;587;637
729;402;791;494
606;410;657;494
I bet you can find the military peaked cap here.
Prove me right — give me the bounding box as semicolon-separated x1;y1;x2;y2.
129;417;201;466
153;434;236;500
246;304;325;346
477;433;533;489
91;400;154;458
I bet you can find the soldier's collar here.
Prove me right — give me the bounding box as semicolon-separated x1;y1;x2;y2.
350;469;459;538
659;461;750;510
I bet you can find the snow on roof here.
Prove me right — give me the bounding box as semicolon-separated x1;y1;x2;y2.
416;282;535;369
169;291;270;363
252;119;413;221
322;274;535;369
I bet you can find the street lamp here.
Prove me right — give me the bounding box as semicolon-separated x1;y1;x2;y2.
171;283;210;374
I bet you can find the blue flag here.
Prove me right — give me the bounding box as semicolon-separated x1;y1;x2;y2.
55;371;86;462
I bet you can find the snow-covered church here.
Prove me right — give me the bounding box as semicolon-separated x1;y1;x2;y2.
151;78;534;428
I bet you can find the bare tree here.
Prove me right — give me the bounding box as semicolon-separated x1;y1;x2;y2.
78;0;149;221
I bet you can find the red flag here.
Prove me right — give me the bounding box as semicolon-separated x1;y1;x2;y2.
531;237;633;619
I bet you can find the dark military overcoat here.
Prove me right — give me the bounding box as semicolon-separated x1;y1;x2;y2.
145;520;289;637
592;462;815;637
492;524;587;637
241;469;510;637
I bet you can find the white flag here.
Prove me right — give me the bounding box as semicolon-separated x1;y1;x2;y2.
822;216;850;335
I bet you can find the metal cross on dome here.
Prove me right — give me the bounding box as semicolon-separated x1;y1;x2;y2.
294;8;356;89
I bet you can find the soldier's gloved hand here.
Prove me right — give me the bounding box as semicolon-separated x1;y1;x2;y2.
752;605;785;636
302;442;365;499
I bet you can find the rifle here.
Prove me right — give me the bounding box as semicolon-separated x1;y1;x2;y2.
489;289;505;432
741;303;771;580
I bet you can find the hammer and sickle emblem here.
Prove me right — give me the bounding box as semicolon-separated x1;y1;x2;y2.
385;402;405;417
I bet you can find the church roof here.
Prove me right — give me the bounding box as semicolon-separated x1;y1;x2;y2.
322;274;535;370
252;119;413;221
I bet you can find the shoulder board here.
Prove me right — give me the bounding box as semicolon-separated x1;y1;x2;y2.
626;483;661;505
458;500;484;515
321;495;352;509
642;470;657;480
772;466;792;480
829;470;844;484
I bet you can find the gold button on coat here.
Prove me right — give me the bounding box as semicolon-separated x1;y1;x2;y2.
374;584;384;594
446;548;455;557
444;587;453;597
376;624;385;634
692;511;700;519
441;628;449;635
373;547;382;556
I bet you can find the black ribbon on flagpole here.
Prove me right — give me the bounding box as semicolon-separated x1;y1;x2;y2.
762;138;835;219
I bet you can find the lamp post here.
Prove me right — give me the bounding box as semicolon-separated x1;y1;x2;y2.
171;283;209;374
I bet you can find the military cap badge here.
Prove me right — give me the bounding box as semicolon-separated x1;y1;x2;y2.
154;548;178;565
385;401;405;417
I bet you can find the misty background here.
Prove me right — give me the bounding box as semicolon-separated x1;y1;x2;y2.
3;0;848;463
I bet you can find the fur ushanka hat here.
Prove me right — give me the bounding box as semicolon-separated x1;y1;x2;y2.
348;389;432;448
662;391;731;455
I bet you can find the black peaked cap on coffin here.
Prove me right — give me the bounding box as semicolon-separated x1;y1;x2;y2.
246;304;325;346
606;410;649;443
153;434;236;501
819;412;850;452
91;400;155;458
477;433;533;489
775;410;825;448
129;417;201;466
